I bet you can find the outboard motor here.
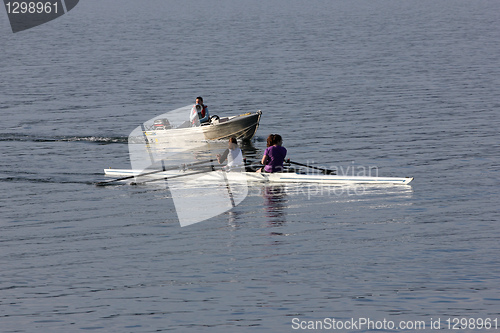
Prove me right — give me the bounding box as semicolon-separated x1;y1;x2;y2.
153;119;171;130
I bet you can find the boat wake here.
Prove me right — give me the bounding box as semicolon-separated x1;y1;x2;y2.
0;175;96;185
0;133;128;144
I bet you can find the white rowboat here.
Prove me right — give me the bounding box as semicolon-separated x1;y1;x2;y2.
103;168;413;185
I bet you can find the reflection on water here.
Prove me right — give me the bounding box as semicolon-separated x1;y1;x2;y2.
242;182;414;230
226;210;244;229
262;184;287;226
239;139;261;162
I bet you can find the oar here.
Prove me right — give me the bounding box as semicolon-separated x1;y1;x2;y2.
130;168;215;185
95;159;213;186
286;159;336;175
220;170;236;207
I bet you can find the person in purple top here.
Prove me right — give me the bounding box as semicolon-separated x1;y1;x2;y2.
258;134;287;173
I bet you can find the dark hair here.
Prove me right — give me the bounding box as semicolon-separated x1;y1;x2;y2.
266;134;274;147
229;137;237;144
266;134;282;147
273;134;282;145
196;96;203;103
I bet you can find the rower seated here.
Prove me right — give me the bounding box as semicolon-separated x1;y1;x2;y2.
258;134;287;173
217;137;244;171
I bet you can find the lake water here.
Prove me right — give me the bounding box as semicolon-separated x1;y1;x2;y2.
1;0;499;332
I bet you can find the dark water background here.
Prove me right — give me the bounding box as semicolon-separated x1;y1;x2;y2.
1;0;499;331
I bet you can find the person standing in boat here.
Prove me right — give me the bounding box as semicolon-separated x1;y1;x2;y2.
217;137;244;171
190;96;210;125
258;134;287;173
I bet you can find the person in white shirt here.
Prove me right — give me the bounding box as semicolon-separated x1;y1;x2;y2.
217;137;243;171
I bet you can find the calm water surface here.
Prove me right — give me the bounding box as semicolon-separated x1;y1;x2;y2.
1;0;499;332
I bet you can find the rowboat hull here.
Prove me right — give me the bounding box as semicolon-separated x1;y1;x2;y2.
104;168;413;185
144;111;262;143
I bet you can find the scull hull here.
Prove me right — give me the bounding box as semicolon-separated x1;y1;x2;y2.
104;168;413;185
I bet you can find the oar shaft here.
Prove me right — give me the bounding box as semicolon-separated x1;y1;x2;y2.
96;159;213;186
131;168;214;185
287;159;335;175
